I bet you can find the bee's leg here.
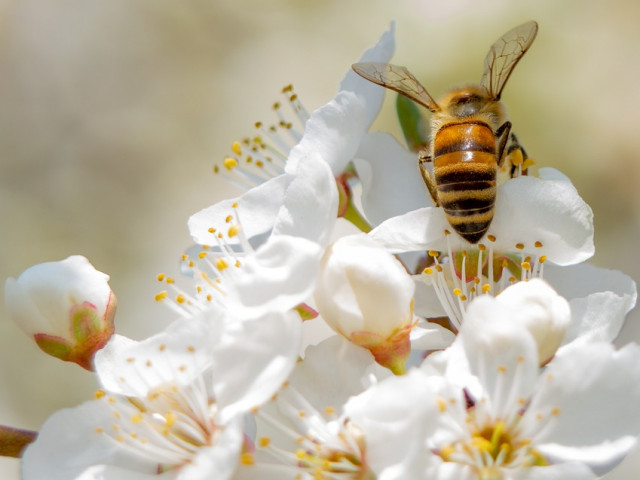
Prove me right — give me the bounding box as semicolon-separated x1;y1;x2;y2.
505;133;533;177
495;121;512;167
418;150;439;206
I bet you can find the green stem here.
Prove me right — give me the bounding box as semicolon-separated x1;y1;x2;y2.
0;425;37;458
343;198;372;233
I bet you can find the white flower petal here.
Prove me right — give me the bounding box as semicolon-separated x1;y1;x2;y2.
544;263;637;346
273;151;338;246
456;296;539;413
95;317;216;398
369;206;450;253
22;401;154;480
212;311;302;424
188;174;291;244
287;91;367;175
410;321;455;351
176;417;243;480
224;234;322;318
355;132;430;226
526;342;640;475
286;335;389;414
490;168;594;265
345;370;441;480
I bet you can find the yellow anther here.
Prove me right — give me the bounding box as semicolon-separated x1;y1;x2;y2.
478;244;486;251
534;241;543;248
166;277;174;284
255;160;264;168
254;121;262;129
444;229;451;236
272;102;281;110
487;234;497;242
502;259;509;268
154;291;168;302
515;243;525;250
510;148;524;165
436;397;447;413
181;254;188;261
215;258;229;271
435;265;443;273
282;84;293;93
95;390;106;399
231;141;242;156
208;227;216;234
176;294;185;304
131;413;143;424
156;273;165;282
213;165;220;174
198;251;207;259
428;250;440;257
460;295;467;301
259;437;271;448
424;267;434;275
225;215;233;223
539;255;547;263
223;157;238;170
324;406;336;415
453;288;462;296
232;202;238;208
481;284;491;293
498;365;507;373
228;225;241;237
521;262;531;271
551;407;561;416
165;411;176;427
522;158;536;170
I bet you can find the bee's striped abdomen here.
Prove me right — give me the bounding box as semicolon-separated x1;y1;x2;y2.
433;122;497;244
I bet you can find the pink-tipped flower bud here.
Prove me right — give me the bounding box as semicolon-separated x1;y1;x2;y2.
4;255;116;370
314;234;414;374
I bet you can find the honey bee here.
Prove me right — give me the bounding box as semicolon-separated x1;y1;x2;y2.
352;21;538;243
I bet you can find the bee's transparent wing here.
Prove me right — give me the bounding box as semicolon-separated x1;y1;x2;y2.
352;62;440;112
480;21;538;100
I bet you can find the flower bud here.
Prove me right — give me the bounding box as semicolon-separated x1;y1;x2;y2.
4;256;116;370
496;278;570;365
314;234;414;374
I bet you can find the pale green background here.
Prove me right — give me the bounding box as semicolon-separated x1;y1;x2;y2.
0;0;638;478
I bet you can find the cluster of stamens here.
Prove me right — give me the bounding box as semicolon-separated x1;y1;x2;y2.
214;85;309;189
421;231;547;330
93;346;219;471
155;203;251;316
243;385;370;479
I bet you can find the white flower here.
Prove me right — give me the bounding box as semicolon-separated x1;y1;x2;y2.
22;307;302;480
238;335;390;480
373;167;594;329
4;255;116;370
345;284;640;479
188;23;399;249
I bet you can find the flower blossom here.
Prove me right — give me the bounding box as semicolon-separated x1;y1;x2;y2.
237;335;390;480
345;281;640;479
22;306;302;480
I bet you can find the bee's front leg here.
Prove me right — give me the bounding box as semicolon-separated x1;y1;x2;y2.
418;150;439;206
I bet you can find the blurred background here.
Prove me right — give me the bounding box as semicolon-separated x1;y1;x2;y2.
0;0;638;477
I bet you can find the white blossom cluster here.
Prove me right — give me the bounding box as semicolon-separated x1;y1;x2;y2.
5;25;640;480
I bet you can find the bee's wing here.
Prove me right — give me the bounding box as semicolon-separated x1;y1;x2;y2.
480;21;538;100
352;62;441;112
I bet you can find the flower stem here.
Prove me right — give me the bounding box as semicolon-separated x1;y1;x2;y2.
0;425;37;458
